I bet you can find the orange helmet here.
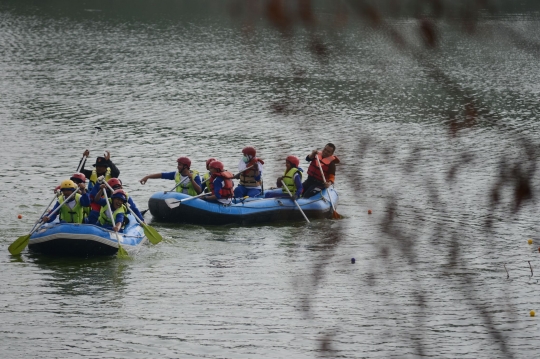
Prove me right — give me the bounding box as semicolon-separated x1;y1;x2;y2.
206;157;217;169
209;160;224;171
242;146;256;157
70;173;86;183
286;155;300;167
177;157;191;168
108;178;122;189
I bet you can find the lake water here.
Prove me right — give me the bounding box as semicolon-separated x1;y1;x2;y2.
1;1;540;358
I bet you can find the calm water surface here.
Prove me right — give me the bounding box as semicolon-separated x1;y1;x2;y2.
1;2;540;358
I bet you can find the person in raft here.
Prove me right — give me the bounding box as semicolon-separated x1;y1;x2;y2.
90;178;145;224
302;143;340;198
265;155;303;199
139;157;202;195
42;179;91;224
77;150;121;192
95;188;129;232
233;146;264;198
201;157;217;193
203;160;234;205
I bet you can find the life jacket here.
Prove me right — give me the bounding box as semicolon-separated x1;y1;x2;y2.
90;189;130;213
239;158;264;187
88;168;112;191
306;152;338;183
98;199;128;228
175;170;199;196
202;172;211;193
281;168;302;194
210;171;234;199
58;194;84;224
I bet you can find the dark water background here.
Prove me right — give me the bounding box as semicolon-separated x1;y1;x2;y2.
1;1;540;358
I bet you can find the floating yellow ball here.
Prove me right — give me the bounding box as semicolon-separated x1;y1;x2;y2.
530;310;536;317
528;239;533;245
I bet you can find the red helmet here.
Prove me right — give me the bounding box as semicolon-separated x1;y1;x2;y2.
70;173;86;183
242;146;256;157
177;157;191;168
108;178;122;188
111;189;127;203
209;160;224;171
206;157;217;169
286;155;300;167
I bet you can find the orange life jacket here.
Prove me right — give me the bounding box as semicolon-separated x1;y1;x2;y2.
210;171;234;199
306;152;338;183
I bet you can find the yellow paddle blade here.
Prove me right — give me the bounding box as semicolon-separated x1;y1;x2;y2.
143;224;162;245
8;234;30;255
117;244;129;258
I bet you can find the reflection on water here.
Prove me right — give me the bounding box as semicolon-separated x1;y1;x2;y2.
1;0;540;357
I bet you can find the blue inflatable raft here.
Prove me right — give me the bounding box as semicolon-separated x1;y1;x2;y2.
28;214;147;256
148;188;339;225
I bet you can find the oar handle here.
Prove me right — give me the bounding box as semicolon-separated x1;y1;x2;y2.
281;180;310;223
179;192;209;203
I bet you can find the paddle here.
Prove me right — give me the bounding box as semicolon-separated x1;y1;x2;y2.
102;189;129;258
165;175;190;194
315;155;342;219
103;182;162;245
76;126;102;172
30;190;61;233
9;189;80;255
281;180;310;223
164;192;210;208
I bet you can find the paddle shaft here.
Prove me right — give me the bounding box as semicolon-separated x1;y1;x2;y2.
169;191;209;205
31;191;60;232
281;180;310;223
315;155;337;214
165;175;191;193
102;188;127;256
31;188;80;235
76;126;102;172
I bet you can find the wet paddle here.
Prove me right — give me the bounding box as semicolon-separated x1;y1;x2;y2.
281;180;310;223
103;182;162;245
164;192;210;208
9;189;80;255
102;189;129;258
315;155;342;219
76;126;102;172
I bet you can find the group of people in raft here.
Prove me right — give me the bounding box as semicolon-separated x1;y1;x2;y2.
44;143;339;232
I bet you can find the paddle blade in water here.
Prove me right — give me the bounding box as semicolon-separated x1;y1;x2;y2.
333;210;343;219
117;244;129;258
164;198;181;209
8;234;30;255
143;224;162;245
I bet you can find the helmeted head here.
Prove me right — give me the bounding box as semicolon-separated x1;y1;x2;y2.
242;146;256;157
209;160;224;172
70;173;86;184
108;178;123;190
285;155;300;168
111;189;127;203
177;157;191;170
205;157;217;170
60;179;77;196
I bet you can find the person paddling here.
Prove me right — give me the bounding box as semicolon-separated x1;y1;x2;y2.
93;178;145;223
77;150;120;191
139;157;202;195
233;146;264;198
95;189;128;232
201;157;217;193
42;179;91;224
203;161;234;204
302;143;340;198
265;155;303;199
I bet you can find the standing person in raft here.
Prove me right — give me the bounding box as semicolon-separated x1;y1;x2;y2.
139;157;202;195
203;161;234;205
302;143;340;198
265;155;303;199
42;179;91;224
233;146;264;198
77;150;120;191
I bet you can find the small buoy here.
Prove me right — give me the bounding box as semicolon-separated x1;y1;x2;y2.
368;209;372;214
351;258;356;264
17;214;22;219
530;310;536;317
528;239;533;245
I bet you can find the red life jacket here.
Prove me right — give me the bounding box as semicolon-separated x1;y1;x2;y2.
307;152;338;182
239;157;264;187
210;171;234;199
